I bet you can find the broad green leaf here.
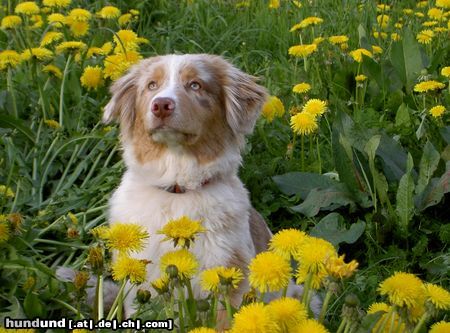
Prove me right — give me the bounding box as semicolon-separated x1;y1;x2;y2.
395;103;411;128
416;114;427;140
24;292;46;318
416;140;440;194
390;28;425;90
440;126;450;144
364;135;381;163
0;114;35;143
395;153;415;232
310;213;366;246
291;185;355;217
376;134;410;182
415;162;450;211
272;172;338;198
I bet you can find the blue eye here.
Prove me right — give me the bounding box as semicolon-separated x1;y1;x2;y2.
190;81;201;91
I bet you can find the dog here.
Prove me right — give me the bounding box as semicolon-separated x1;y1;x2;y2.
102;54;274;315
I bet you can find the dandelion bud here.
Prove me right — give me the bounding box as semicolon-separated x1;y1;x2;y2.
8;213;23;232
197;299;210;312
73;271;90;291
23;276;36;291
136;289;151;304
67;227;79;239
166;264;179;279
242;289;258;304
87;246;104;273
345;294;360;307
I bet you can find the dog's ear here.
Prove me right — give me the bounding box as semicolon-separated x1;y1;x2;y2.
223;64;268;135
102;66;139;127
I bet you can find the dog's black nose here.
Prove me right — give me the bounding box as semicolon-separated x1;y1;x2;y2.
151;97;175;119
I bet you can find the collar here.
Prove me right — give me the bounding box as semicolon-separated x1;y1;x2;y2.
161;179;211;194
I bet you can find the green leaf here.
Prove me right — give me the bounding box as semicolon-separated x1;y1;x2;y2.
416;140;440;194
395;103;411;128
273;172;338;198
395;153;415;233
415;162;450;211
355;313;384;333
0;114;35;143
24;292;46;318
309;213;366;246
291;185;355;217
390;28;425;90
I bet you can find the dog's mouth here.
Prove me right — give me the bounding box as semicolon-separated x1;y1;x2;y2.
149;126;197;145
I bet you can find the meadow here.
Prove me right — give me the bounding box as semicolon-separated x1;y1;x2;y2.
0;0;449;332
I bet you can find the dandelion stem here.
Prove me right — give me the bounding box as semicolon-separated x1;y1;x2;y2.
318;289;333;323
301;134;305;171
116;279;126;321
59;53;72;127
6;67;18;118
316;135;322;174
412;312;429;333
301;271;313;306
96;273;104;320
176;285;186;333
336;318;347;333
224;293;234;326
106;279;127;320
209;294;219;328
32;61;47;121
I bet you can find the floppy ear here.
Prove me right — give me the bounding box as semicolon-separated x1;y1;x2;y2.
102;66;139;127
223;64;268;135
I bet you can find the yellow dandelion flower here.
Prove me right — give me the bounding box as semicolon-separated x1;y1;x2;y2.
302;99;327;118
68;8;91;21
434;27;446;33
430;321;450;333
367;302;390;314
313;37;325;45
325;254;358;279
349;48;373;63
98;6;121;19
101;42;113;55
268;0;280;9
29;15;43;29
376;4;390;12
100;223;149;253
0;185;15;198
158;216;206;248
269;229;308;260
391;33;401;41
1;15;22;29
42;64;62;79
415;12;425;18
104;51;142;81
290;16;323;31
373;31;387;39
160;249;199;279
414;80;445;93
0;50;22;70
355;74;367;82
43;0;71;8
200;266;244;292
118;13;133;27
436;0;450;8
417;1;428;8
15;2;40;15
423;20;439;27
403;9;414;15
429;105;446;118
267;297;307;332
40;32;63;47
231;302;280;333
80;66;104;91
151;275;170;294
394;22;403;29
293;82;311;94
290;112;318;135
86;47;105;58
55;41;87;54
111;255;148;284
424;283;450;310
294;237;336;274
428;8;444;20
417;30;434;44
372;311;405;333
67;19;89;37
377;14;390;29
47;13;65;27
44;119;61;128
249;251;291;293
328;35;349;45
21;48;53;62
293;319;329;333
130;9;140;16
113;29;147;52
378;272;423;308
189;328;217;333
288;44;317;57
372;45;383;54
262;96;285;123
441;66;450;77
0;221;10;242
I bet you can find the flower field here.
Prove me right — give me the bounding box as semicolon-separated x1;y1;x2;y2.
0;0;449;332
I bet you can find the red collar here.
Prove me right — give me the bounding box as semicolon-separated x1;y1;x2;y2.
163;179;211;194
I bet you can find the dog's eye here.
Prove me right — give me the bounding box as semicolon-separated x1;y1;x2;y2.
189;81;201;91
148;81;158;90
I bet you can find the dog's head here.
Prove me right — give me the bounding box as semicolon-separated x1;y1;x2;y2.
103;54;267;165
